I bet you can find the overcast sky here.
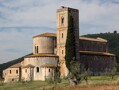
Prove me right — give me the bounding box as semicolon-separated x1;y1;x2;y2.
0;0;119;63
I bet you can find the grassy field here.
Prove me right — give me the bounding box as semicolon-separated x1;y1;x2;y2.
0;76;119;90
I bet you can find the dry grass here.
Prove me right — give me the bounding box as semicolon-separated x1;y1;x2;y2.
78;85;119;90
46;84;119;90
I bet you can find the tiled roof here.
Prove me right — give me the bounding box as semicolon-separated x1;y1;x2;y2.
33;33;56;38
23;64;35;68
25;53;59;58
40;64;57;68
9;63;21;68
33;33;107;43
80;51;115;56
80;37;107;42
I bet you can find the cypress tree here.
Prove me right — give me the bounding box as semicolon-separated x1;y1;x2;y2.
65;15;76;72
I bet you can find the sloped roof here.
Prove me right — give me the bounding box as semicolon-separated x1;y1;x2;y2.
40;64;57;68
9;63;21;68
23;64;35;68
25;53;58;58
80;51;115;56
80;37;107;42
33;32;107;42
33;33;56;38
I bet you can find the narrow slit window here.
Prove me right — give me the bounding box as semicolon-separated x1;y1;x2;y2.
49;69;50;72
10;70;11;74
62;33;63;38
16;70;18;74
61;17;64;24
62;50;63;54
35;46;37;53
36;67;39;72
36;46;39;53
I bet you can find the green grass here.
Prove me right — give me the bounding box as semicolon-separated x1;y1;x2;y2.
0;81;51;90
0;79;69;90
0;76;119;90
81;75;119;85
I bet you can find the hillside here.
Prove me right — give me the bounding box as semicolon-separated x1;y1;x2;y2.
83;32;119;71
0;53;32;78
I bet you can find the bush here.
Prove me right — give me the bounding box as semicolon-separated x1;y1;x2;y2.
46;78;55;84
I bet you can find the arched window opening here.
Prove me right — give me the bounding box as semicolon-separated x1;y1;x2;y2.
10;70;11;74
35;46;37;53
61;17;64;24
35;46;39;54
36;67;39;72
49;69;50;72
37;46;39;53
16;70;18;74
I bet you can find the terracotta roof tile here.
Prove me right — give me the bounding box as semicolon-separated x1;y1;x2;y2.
33;33;56;38
23;64;35;68
25;53;58;58
80;51;115;56
40;64;57;68
9;63;21;68
80;37;107;42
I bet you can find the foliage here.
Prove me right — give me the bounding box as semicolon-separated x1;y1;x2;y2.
65;15;76;72
68;61;81;84
54;67;61;84
46;78;55;85
46;67;61;87
65;15;81;85
0;77;4;86
104;67;117;80
110;67;117;79
81;68;92;85
113;30;117;34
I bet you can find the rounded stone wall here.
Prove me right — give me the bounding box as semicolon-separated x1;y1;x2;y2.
22;55;59;81
33;34;56;54
23;55;58;68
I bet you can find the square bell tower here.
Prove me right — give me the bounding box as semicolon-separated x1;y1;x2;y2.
56;6;79;77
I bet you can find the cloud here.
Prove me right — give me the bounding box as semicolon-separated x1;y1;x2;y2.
0;27;55;63
0;0;119;63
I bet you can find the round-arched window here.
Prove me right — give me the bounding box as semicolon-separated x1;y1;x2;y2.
36;67;39;72
61;17;64;24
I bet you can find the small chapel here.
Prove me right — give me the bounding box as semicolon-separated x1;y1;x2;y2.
3;6;115;83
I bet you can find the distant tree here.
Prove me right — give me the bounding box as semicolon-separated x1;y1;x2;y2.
110;67;117;79
81;68;92;85
0;77;4;86
104;68;110;76
68;61;81;85
113;30;117;34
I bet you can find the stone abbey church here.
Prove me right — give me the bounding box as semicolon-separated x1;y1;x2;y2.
3;6;115;82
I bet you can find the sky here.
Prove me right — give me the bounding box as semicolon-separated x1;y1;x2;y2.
0;0;119;63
